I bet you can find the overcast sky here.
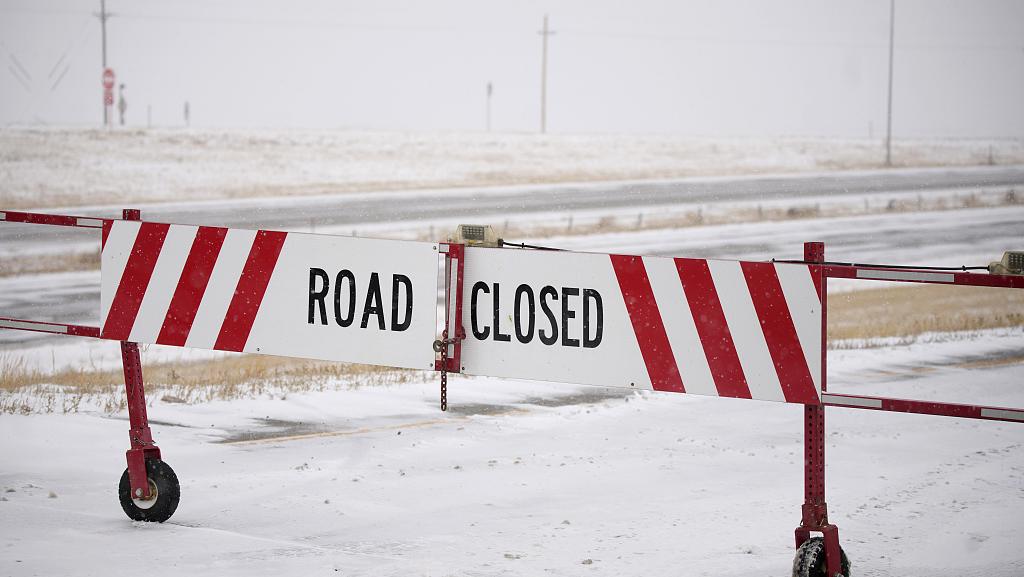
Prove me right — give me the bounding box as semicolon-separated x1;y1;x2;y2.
1;0;1022;137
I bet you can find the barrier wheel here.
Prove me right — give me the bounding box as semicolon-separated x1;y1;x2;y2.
118;459;180;522
792;536;850;577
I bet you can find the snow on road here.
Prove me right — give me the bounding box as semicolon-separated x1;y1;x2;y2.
1;332;1022;576
544;204;1024;264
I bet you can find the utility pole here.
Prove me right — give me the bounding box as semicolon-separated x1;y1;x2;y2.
96;0;112;125
538;14;555;134
885;0;895;167
486;82;493;132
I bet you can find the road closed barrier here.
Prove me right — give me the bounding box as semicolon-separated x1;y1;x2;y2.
2;208;1022;577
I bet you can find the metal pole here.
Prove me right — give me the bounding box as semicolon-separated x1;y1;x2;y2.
794;241;844;577
486;82;493;132
539;14;554;134
803;242;827;514
100;0;108;126
885;0;895;167
120;208;161;500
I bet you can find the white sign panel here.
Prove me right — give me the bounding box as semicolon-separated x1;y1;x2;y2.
460;247;821;404
101;221;439;370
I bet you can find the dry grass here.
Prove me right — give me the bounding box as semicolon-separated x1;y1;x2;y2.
0;353;419;415
0;250;100;278
828;284;1024;345
417;187;1020;243
2;273;1022;414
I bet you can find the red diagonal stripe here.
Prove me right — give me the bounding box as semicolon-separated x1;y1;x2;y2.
156;226;228;347
101;220;112;250
808;264;823;302
610;254;684;393
675;258;751;399
213;230;287;352
102;222;171;341
741;261;819;404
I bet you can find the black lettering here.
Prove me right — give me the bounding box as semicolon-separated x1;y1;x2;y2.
308;268;329;325
493;283;511;342
391;274;413;331
583;288;603;348
514;284;535;343
471;281;490;340
333;270;356;327
360;272;386;330
561;287;580;347
539;285;559;345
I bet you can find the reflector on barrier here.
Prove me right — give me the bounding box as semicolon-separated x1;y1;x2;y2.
460;247;822;404
100;221;439;370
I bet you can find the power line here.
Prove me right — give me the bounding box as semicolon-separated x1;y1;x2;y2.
116;10;455;33
1;7;1017;51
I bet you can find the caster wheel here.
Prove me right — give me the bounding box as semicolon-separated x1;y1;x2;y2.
118;459;180;522
793;536;851;577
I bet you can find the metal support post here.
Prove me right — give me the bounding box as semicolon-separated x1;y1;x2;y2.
434;243;466;410
794;241;844;575
120;209;160;499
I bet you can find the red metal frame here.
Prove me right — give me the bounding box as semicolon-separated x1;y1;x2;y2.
122;339;160;499
435;242;466;372
118;209;161;500
0;210;110;229
0;317;101;338
824;264;1024;289
795;243;1024;574
818;261;1024;423
794;242;844;576
822;392;1024;422
0;210;109;340
1;208;161;499
1;209;115;250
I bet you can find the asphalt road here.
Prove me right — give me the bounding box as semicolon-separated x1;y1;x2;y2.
3;165;1023;254
2;165;1023;346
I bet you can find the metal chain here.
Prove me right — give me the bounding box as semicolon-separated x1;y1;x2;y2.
439;334;448;412
435;329;463;412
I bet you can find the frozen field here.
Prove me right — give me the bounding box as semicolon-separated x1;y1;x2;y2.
2;128;1023;209
1;130;1023;576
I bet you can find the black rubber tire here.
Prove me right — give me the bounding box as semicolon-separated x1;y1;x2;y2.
118;459;180;522
793;536;851;577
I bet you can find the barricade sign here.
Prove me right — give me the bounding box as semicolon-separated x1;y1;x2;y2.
3;208;1022;576
100;220;439;370
460;247;821;404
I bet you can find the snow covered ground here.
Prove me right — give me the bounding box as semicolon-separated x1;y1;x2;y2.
1;130;1022;575
2;127;1022;209
1;330;1022;577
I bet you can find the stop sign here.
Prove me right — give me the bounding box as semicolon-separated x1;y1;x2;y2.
103;68;115;90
